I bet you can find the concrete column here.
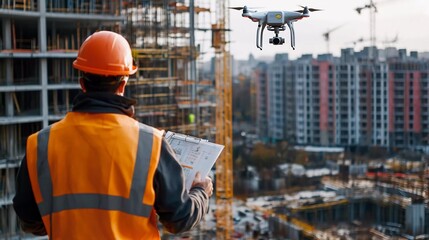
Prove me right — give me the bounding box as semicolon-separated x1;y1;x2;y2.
2;18;11;49
376;205;381;223
406;203;425;236
5;58;13;117
39;0;49;127
2;18;14;117
40;59;48;127
349;201;355;221
359;201;365;219
8;169;17;233
7;125;15;159
9;205;17;234
5;70;14;117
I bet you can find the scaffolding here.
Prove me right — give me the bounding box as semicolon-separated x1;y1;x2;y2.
213;0;233;239
123;0;214;138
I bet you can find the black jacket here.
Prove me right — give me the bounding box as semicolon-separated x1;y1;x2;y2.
13;92;209;235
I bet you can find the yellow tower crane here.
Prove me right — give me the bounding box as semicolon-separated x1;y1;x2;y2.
213;0;233;239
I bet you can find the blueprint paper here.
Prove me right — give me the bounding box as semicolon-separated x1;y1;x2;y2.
165;131;224;191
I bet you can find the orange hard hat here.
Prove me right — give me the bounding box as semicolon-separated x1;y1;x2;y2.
73;31;137;76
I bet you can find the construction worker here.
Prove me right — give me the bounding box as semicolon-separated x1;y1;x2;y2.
13;31;213;239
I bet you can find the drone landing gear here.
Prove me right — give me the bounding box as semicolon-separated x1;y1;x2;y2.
256;23;266;50
286;21;296;50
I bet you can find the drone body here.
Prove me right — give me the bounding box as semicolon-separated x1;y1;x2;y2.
231;6;320;50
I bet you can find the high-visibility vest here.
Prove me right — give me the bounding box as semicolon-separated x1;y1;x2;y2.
26;112;164;239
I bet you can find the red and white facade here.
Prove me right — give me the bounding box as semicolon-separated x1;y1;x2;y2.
255;48;429;150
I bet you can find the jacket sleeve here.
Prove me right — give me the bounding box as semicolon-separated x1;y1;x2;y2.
153;139;210;234
12;155;47;236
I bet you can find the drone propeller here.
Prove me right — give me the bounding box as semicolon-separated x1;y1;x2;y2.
229;5;250;13
229;5;261;13
229;6;245;10
295;5;323;13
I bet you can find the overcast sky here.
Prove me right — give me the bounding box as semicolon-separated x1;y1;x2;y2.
227;0;429;60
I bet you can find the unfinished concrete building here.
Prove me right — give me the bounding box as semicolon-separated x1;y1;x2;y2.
263;177;429;239
0;0;214;237
0;1;123;237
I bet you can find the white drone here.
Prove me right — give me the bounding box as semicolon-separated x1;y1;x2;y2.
231;5;321;50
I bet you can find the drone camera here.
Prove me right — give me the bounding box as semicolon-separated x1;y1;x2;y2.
269;36;285;45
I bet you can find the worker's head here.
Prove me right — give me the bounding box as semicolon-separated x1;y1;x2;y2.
73;31;137;95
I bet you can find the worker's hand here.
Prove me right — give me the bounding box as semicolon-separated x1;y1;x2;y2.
191;172;213;197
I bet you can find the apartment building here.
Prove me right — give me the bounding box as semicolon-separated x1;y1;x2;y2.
255;47;429;150
387;51;429;148
253;62;268;142
266;54;289;142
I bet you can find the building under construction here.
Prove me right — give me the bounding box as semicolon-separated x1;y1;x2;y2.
0;0;228;238
242;172;429;239
123;0;216;137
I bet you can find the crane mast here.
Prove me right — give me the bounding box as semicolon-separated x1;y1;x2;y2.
356;0;377;58
322;24;344;53
369;0;376;48
213;0;233;239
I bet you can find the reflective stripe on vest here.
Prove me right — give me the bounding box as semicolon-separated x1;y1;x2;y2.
36;124;154;218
